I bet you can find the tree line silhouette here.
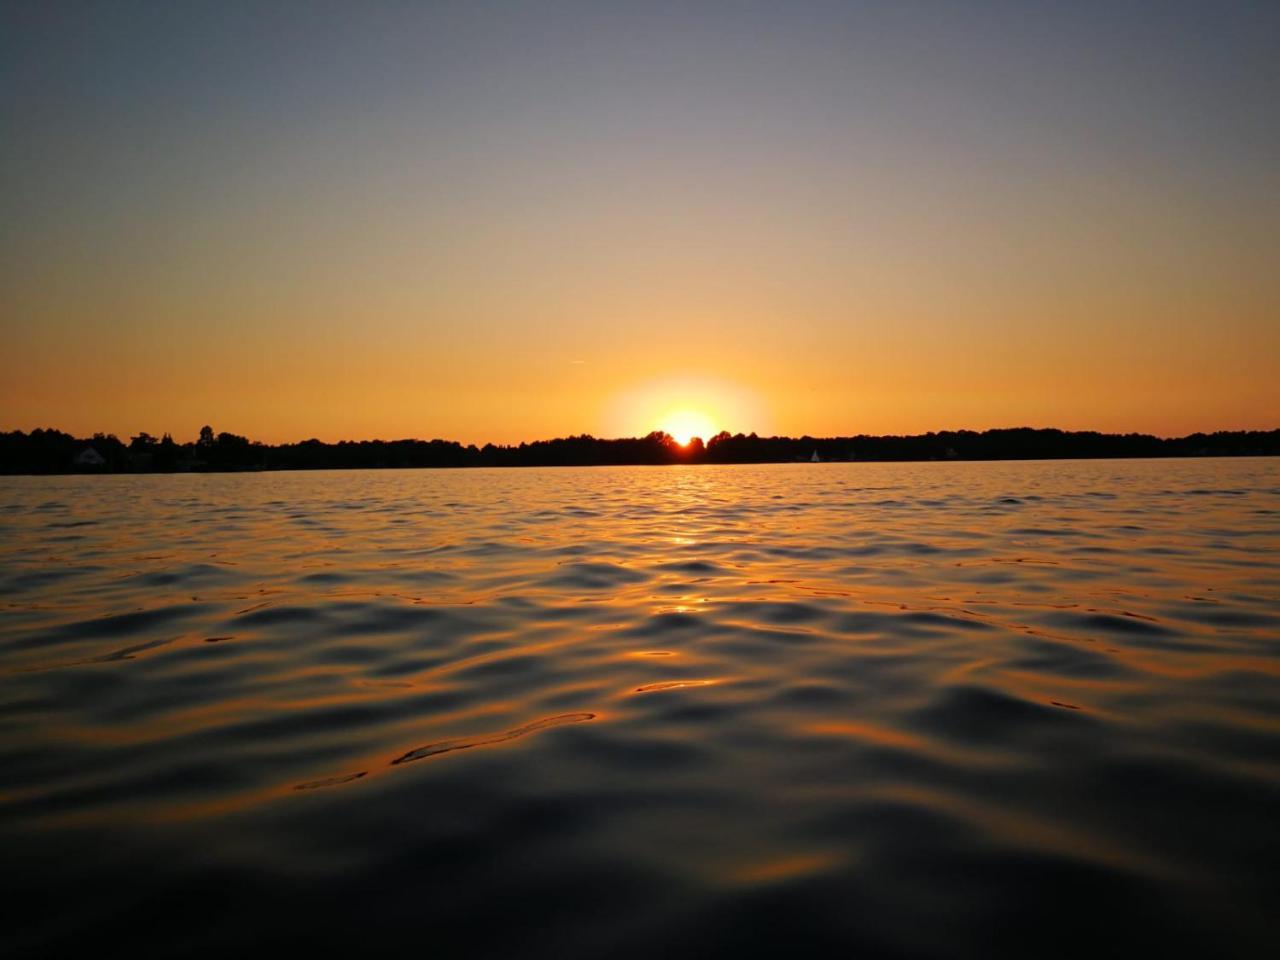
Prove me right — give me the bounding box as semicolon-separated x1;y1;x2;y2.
2;425;1278;474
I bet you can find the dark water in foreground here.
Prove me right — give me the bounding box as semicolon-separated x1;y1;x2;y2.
2;460;1278;957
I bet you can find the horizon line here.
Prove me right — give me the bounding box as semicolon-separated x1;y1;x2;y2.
6;423;1280;448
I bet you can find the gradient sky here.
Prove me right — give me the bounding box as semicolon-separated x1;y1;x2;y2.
3;1;1277;444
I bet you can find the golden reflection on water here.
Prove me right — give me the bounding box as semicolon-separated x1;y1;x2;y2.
2;459;1278;955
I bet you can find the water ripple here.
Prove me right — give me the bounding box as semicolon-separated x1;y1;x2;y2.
1;459;1277;956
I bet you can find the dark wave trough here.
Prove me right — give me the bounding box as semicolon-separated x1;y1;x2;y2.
1;459;1277;957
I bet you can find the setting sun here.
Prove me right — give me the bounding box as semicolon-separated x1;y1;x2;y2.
4;4;1279;957
658;410;717;446
605;377;765;445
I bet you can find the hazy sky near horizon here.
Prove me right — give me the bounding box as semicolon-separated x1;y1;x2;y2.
3;1;1277;444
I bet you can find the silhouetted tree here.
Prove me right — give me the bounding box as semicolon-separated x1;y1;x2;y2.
2;426;1278;474
155;433;179;471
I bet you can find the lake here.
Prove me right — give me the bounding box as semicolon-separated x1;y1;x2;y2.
2;460;1278;957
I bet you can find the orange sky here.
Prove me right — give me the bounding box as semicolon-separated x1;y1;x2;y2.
3;4;1277;444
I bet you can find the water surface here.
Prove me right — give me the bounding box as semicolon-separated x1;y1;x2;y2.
3;460;1278;956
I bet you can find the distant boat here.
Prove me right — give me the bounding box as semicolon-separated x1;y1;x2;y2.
810;450;820;462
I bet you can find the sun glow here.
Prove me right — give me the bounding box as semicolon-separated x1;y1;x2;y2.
659;410;717;446
603;376;769;443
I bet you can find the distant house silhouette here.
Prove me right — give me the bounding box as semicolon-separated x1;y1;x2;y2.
74;446;106;468
2;425;1279;474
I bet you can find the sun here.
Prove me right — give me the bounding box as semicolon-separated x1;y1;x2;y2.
659;409;717;446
